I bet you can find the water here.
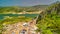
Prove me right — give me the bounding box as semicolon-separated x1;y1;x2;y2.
0;14;39;20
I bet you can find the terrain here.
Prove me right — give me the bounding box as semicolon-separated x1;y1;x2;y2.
0;5;48;14
36;1;60;34
1;1;60;34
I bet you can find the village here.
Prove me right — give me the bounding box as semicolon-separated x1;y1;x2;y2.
2;16;40;34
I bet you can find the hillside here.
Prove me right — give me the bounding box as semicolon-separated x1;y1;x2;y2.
31;5;48;10
0;5;48;14
36;2;60;34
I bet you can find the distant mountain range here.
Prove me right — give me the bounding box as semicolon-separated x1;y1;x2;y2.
0;5;48;14
1;1;59;14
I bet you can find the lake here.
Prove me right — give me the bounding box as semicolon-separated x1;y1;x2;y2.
0;14;39;20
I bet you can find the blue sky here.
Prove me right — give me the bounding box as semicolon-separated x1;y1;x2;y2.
0;0;60;6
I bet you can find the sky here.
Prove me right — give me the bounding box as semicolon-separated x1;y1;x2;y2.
0;0;60;6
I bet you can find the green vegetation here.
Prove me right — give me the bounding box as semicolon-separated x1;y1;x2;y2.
0;2;60;34
36;2;60;34
1;16;32;25
0;16;32;34
0;5;48;14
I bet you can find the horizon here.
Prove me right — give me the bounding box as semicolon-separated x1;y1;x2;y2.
0;0;60;7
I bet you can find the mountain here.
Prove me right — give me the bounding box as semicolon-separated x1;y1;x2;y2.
32;5;48;10
0;5;48;14
36;1;60;34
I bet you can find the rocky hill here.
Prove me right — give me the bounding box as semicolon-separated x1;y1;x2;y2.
36;1;60;34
